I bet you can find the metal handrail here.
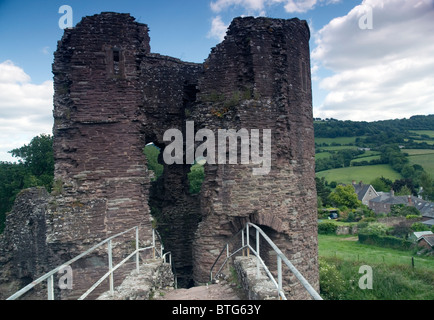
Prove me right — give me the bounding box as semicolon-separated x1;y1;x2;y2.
209;227;245;281
6;225;168;300
209;222;322;300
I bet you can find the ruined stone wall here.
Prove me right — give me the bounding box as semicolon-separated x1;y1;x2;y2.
0;188;51;299
0;13;318;299
52;13;153;248
190;17;318;299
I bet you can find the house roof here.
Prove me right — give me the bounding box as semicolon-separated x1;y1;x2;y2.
418;234;434;247
422;219;434;226
352;183;378;201
415;200;434;219
414;231;433;241
369;195;434;219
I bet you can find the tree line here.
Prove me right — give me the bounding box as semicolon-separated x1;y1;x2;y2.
314;114;434;141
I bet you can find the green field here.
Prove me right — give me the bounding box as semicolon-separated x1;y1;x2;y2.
409;130;434;138
315;152;332;160
403;149;434;176
316;164;402;184
316;145;359;152
350;155;381;164
315;136;359;145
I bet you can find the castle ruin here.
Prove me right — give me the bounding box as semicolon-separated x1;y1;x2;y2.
0;12;318;299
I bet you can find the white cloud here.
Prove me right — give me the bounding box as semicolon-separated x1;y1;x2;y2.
42;46;50;55
283;0;318;13
209;0;337;14
0;60;53;162
207;0;339;40
311;0;434;121
210;0;268;13
207;16;229;41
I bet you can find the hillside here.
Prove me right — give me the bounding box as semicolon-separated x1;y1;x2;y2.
314;115;434;200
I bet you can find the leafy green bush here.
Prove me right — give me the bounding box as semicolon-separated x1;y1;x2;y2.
143;144;163;179
361;222;389;236
318;221;338;234
358;233;414;250
411;222;430;232
319;258;346;300
406;215;421;220
390;204;421;217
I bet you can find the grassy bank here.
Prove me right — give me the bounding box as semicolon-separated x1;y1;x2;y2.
318;234;434;300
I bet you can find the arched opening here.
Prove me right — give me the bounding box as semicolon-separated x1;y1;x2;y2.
144;141;202;288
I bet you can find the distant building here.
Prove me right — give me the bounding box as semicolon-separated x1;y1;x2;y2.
410;231;433;242
352;181;379;206
369;190;434;222
417;234;434;251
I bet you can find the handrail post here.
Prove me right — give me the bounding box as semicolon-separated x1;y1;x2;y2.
241;227;245;256
152;228;156;259
277;255;282;300
246;223;250;257
256;228;260;279
108;239;114;295
135;226;140;272
226;243;229;273
47;274;54;300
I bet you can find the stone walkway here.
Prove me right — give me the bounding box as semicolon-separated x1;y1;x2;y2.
153;281;243;300
97;259;244;300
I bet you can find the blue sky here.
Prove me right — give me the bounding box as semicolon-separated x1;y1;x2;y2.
0;0;433;161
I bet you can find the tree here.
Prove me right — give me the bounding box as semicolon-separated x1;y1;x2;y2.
370;177;391;192
315;177;331;207
419;172;434;201
392;179;416;196
9;134;54;191
328;185;362;209
188;163;204;194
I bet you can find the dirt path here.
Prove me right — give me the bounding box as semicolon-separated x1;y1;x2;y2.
154;281;244;300
340;236;358;241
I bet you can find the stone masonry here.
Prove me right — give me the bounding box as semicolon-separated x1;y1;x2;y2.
0;12;319;299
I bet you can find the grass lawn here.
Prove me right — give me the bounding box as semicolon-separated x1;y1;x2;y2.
315;164;402;185
318;234;434;300
318;234;434;271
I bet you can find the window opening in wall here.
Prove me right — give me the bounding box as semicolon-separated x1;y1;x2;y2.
113;48;120;75
188;159;205;195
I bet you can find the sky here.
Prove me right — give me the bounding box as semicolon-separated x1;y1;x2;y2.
0;0;433;162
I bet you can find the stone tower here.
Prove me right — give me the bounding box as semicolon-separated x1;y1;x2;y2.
0;12;318;299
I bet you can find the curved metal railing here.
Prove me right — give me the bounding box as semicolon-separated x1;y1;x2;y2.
210;222;322;300
7;225;172;300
